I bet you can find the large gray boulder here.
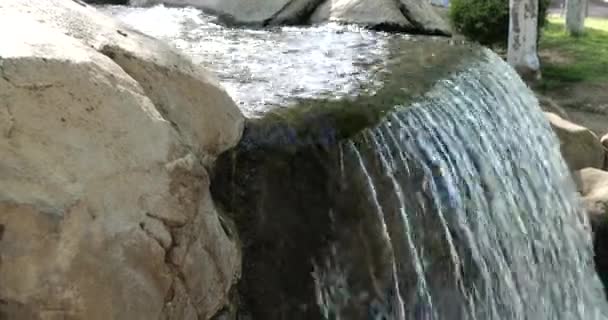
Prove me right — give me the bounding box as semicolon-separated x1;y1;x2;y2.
0;0;243;319
311;0;449;35
310;0;412;27
130;0;300;24
396;0;451;34
545;112;605;171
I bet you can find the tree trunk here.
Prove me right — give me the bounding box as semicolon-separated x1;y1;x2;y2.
566;0;587;36
508;0;540;80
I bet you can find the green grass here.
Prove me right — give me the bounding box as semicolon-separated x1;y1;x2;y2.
538;17;608;89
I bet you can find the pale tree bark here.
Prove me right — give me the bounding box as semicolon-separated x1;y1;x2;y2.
566;0;587;36
508;0;541;80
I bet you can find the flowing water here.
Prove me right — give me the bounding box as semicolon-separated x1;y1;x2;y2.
337;55;608;319
106;4;608;319
102;4;459;117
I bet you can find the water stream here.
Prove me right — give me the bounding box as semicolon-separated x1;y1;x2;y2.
106;5;608;319
103;4;458;116
340;55;608;319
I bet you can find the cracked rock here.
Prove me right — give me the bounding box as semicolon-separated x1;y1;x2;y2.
0;1;243;319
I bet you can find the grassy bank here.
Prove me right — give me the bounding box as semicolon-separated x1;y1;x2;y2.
534;16;608;135
538;17;608;89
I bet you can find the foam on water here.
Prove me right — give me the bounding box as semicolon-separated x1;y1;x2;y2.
104;5;391;116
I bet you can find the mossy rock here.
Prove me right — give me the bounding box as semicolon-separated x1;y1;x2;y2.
210;40;487;319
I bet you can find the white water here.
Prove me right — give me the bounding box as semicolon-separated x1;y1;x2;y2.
335;51;608;319
103;5;392;116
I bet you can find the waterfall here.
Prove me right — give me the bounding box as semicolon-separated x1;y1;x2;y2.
212;48;608;319
311;50;608;319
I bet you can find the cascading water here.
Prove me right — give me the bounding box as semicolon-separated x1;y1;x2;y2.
104;4;608;319
324;51;608;319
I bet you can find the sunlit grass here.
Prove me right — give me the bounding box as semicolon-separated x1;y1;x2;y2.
538;17;608;89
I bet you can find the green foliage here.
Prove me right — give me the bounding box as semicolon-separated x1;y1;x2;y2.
450;0;550;46
538;17;608;89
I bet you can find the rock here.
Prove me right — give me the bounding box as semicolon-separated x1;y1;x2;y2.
131;0;297;24
575;168;608;294
268;0;327;25
310;0;412;27
209;44;498;320
310;0;450;35
1;0;244;160
576;168;608;226
544;112;605;171
396;0;451;35
0;1;242;319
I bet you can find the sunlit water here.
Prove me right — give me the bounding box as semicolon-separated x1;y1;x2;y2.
105;4;608;319
103;5;394;116
103;5;461;117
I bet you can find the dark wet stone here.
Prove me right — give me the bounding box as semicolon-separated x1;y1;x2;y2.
210;43;484;320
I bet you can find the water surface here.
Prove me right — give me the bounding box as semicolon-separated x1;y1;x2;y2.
104;5;466;117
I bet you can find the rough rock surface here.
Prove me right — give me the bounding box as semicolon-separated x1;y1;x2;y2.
577;168;608;226
267;0;327;25
310;0;449;34
310;0;412;27
545;112;605;171
0;1;243;319
575;168;608;294
396;0;451;34
131;0;296;24
8;0;245;158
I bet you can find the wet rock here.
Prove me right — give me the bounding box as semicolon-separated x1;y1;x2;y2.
267;0;327;25
545;112;605;170
209;46;484;319
211;118;402;320
0;1;242;319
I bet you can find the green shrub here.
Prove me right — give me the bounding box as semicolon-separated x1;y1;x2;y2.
450;0;550;47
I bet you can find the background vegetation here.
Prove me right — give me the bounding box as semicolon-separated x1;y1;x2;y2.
539;17;608;88
450;0;551;46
